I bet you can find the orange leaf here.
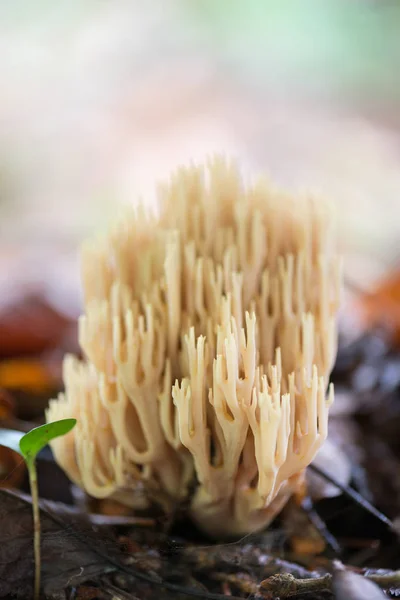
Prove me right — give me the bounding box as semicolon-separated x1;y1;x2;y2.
0;360;57;395
291;535;326;556
358;270;400;346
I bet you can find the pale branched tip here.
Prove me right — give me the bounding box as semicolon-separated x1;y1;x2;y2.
46;157;341;538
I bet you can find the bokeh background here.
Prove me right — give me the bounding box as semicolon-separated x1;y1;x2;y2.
1;0;400;319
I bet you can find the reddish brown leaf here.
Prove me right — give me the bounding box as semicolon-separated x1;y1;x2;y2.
0;294;71;359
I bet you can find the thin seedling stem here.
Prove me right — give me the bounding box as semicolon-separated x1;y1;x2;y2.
0;420;77;600
28;460;41;600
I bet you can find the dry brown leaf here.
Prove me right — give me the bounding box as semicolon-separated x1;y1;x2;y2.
0;489;117;599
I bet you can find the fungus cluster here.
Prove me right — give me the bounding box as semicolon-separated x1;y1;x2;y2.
46;157;341;538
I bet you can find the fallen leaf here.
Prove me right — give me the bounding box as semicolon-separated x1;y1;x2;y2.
16;493;154;528
290;535;326;556
0;360;57;396
0;294;71;359
75;586;106;600
0;359;60;420
0;489;117;598
284;500;326;557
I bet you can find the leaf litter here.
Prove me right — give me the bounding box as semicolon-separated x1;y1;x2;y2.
2;275;400;598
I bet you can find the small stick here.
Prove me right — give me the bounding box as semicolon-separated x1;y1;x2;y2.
260;573;331;598
260;569;400;598
301;496;341;554
368;570;400;588
309;464;394;530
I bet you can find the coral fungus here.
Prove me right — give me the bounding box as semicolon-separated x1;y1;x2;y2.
47;157;341;537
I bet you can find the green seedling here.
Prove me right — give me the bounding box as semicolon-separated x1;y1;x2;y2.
0;419;77;600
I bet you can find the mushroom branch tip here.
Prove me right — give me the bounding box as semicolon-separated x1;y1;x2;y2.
46;156;341;537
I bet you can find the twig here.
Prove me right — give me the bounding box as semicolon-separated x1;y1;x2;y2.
301;496;341;554
259;569;400;598
260;573;331;598
3;486;240;600
367;570;400;588
43;506;245;600
309;464;394;530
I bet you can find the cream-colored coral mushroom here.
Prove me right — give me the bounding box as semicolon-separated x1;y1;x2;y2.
46;157;341;538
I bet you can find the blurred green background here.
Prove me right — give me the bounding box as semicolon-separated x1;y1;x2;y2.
189;0;400;104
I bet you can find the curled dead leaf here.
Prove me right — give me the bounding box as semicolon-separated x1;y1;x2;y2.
0;488;115;599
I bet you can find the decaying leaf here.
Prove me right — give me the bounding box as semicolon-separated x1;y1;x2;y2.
0;489;117;599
